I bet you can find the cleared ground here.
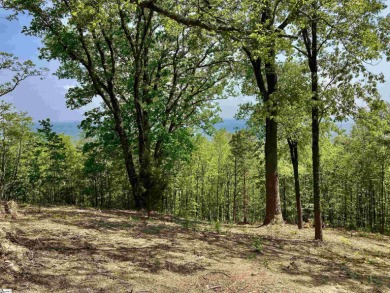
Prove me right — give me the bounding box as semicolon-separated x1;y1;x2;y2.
0;206;389;292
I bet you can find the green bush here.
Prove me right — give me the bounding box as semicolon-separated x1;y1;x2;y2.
214;221;222;233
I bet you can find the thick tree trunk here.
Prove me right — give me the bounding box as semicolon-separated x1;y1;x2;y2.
263;117;283;224
244;35;283;226
288;138;303;229
104;82;143;209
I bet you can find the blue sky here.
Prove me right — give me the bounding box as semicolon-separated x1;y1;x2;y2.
0;7;389;122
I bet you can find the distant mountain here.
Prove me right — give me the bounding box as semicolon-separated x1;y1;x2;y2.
32;119;353;140
33;121;82;139
214;119;247;132
32;119;247;139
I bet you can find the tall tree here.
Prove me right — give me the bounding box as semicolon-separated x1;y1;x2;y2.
276;62;311;229
8;0;231;211
131;0;305;225
0;101;33;200
293;0;388;240
37;119;67;204
230;129;260;223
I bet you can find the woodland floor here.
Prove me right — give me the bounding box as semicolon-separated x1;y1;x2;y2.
0;206;389;293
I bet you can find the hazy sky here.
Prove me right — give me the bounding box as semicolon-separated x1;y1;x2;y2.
1;8;389;122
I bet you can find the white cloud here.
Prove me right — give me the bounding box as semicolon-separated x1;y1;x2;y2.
63;84;76;91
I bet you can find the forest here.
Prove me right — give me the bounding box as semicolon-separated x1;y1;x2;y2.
1;106;390;234
0;0;390;292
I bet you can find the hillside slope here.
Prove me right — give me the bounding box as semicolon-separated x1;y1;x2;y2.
1;206;389;292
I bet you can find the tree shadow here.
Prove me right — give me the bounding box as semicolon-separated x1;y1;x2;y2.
102;243;205;274
7;207;389;292
258;236;390;291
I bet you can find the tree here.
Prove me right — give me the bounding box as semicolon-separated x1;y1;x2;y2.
264;62;311;228
37;119;67;204
0;101;33;200
230;129;260;223
131;0;306;225
211;129;231;221
349;101;390;233
276;62;311;228
0;52;45;97
239;61;311;227
9;0;232;212
293;0;388;240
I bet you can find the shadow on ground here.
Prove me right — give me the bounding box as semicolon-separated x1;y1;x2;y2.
0;206;388;292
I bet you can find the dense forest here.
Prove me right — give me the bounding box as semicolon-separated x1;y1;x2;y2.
1;103;390;236
1;0;389;241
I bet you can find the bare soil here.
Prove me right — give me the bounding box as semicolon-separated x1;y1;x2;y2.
0;206;389;293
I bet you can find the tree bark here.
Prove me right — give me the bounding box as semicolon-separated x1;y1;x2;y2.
246;41;283;225
263;116;283;224
380;160;385;234
301;6;323;240
288;138;303;229
243;171;248;223
312;103;323;240
136;0;285;225
310;17;323;240
233;156;238;223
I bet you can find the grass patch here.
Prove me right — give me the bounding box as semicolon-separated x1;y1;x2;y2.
252;237;263;254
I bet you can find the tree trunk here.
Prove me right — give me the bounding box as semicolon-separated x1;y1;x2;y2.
344;181;347;227
263;117;283;224
245;33;283;226
243;171;248;223
283;177;287;221
112;110;142;208
288;138;303;229
226;171;231;222
312;101;322;240
94;177;98;208
380;160;385;234
303;10;323;240
233;156;238;223
7;137;23;199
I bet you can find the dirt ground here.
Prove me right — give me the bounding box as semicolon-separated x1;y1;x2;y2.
0;206;389;293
